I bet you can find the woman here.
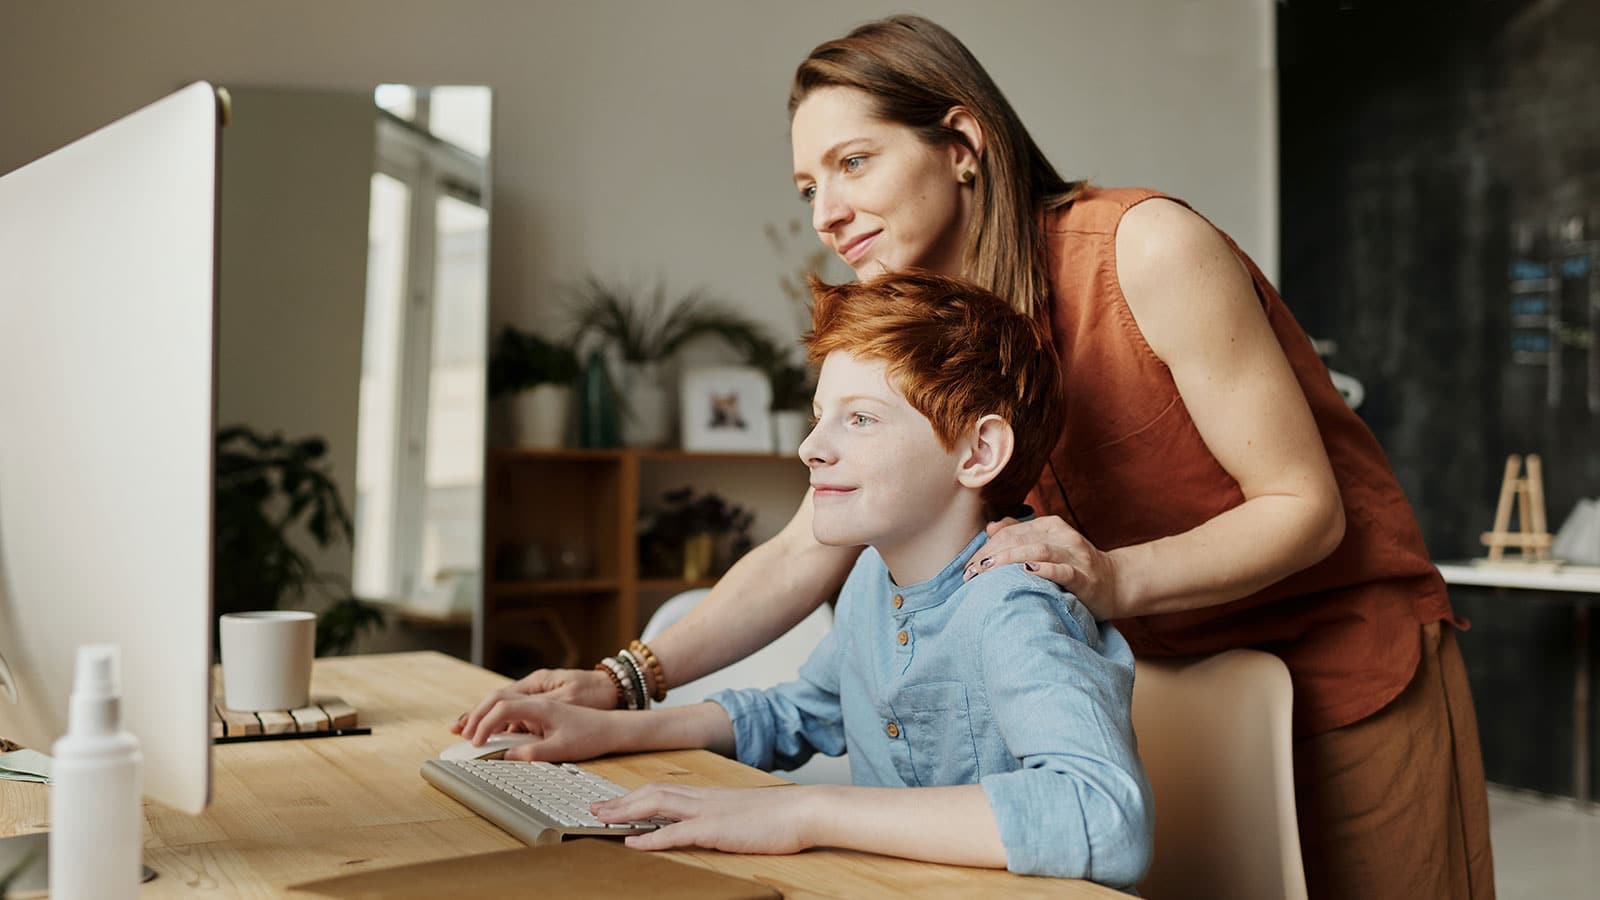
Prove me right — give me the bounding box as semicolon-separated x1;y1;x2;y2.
459;16;1492;898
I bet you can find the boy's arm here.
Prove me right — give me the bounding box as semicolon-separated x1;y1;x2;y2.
706;621;848;771
976;582;1153;885
596;781;1007;866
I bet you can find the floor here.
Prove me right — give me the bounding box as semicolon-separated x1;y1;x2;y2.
1488;784;1600;899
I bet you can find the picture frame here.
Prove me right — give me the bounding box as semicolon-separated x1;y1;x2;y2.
678;365;773;453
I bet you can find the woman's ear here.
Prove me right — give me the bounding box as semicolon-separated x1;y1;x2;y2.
956;414;1013;490
942;106;985;180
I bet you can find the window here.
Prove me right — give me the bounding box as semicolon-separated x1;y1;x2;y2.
353;86;490;604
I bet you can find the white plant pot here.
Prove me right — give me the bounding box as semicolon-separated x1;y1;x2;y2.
771;409;809;456
511;384;571;448
620;361;672;448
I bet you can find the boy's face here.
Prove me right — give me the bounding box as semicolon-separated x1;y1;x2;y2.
799;350;966;549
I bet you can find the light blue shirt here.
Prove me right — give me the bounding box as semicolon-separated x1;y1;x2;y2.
709;530;1153;886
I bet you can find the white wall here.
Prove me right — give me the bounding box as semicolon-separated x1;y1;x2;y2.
215;87;377;598
217;88;373;514
0;0;1278;342
0;0;1275;649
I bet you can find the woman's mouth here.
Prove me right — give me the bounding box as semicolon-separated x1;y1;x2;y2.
837;231;880;266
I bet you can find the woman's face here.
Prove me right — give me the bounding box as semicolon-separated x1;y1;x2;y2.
791;87;972;279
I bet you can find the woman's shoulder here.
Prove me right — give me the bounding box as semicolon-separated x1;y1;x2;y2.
1047;185;1181;234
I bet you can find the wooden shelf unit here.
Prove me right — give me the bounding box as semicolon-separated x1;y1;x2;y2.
482;447;805;675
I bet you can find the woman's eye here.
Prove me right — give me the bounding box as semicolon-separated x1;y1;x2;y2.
843;155;865;173
850;413;872;427
799;185;816;204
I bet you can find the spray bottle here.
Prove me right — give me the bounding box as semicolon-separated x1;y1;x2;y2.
49;644;142;899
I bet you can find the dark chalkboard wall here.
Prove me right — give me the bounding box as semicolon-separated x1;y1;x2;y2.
1278;1;1600;796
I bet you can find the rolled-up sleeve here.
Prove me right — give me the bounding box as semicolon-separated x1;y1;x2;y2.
977;588;1153;886
707;626;848;772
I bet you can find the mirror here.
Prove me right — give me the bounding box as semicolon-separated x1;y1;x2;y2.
215;85;492;660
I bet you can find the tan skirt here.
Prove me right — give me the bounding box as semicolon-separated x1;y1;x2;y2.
1292;621;1496;899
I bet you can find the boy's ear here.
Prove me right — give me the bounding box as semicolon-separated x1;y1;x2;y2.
956;415;1013;490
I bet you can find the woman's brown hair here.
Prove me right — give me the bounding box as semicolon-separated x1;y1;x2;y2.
790;15;1084;318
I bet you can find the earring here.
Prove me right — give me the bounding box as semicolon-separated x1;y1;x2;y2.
960;170;975;184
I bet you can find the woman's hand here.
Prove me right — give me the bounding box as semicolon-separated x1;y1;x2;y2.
594;784;817;854
459;695;626;762
965;515;1125;620
450;668;617;736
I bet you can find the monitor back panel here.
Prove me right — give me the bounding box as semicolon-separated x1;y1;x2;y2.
0;82;219;814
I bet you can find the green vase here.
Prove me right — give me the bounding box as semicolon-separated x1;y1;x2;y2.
579;350;621;448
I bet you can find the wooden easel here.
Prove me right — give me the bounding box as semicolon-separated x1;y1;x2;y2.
1481;453;1553;561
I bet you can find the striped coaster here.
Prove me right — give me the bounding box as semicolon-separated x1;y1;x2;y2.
210;696;359;739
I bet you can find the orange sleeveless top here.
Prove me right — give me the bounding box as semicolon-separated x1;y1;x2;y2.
1025;187;1459;737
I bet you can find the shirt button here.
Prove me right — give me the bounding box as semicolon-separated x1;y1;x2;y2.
885;722;900;738
892;594;904;609
896;630;908;646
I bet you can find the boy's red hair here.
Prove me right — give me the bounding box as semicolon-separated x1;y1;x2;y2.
803;272;1063;515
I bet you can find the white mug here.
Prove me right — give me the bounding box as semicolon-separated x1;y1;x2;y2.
220;610;315;711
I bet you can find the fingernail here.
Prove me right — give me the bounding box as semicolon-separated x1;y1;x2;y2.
1024;562;1038;572
979;557;993;568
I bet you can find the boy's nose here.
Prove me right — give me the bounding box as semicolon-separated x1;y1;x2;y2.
798;423;833;467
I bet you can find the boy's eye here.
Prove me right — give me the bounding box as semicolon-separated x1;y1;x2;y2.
799;184;816;204
850;413;873;427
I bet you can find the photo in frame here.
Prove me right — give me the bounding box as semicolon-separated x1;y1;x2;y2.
679;366;773;453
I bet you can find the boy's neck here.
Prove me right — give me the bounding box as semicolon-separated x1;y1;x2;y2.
875;502;989;587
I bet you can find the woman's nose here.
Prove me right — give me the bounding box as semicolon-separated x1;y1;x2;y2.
811;183;851;236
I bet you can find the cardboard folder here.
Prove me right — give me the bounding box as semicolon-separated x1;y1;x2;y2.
287;838;782;899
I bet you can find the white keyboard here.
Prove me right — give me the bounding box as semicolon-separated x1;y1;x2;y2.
421;758;673;846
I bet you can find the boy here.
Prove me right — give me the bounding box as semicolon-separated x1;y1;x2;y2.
462;272;1152;886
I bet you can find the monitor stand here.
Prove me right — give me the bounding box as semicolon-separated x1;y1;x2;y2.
0;829;158;894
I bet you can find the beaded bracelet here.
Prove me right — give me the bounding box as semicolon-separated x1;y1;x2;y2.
628;639;668;702
616;650;651;711
598;656;639;710
620;645;657;702
593;660;626;709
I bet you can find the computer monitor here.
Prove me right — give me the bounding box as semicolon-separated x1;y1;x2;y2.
0;81;220;816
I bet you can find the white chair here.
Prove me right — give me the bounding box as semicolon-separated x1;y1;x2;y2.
642;589;852;785
1132;649;1308;900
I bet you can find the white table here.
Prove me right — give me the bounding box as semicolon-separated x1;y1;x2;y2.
1436;562;1600;803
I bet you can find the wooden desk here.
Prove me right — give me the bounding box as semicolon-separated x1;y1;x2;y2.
1437;562;1600;803
1;652;1120;898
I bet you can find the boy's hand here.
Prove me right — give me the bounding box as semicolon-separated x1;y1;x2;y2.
464;696;625;762
967;515;1124;620
593;784;817;854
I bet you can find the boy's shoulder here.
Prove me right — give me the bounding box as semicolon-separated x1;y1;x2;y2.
964;564;1099;646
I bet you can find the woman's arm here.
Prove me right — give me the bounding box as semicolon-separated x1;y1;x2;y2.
452;491;861;718
647;489;861;686
975;199;1345;620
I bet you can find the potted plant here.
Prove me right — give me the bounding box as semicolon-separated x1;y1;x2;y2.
637;487;755;581
488;325;581;448
214;426;385;656
565;276;766;448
